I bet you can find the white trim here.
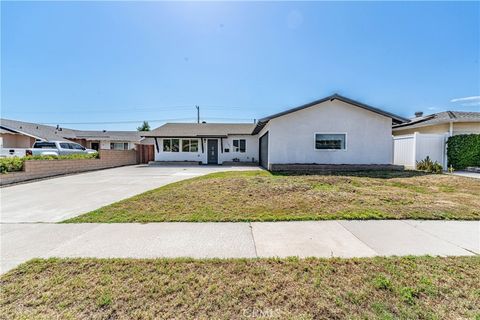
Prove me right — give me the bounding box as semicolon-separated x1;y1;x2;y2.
412;132;418;169
313;132;348;151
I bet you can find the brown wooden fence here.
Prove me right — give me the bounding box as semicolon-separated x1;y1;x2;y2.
137;144;155;164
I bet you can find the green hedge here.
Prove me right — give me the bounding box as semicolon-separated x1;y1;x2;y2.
0;157;24;174
447;134;480;169
0;153;99;174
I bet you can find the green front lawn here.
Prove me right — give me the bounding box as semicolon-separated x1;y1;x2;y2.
1;257;479;319
65;170;480;223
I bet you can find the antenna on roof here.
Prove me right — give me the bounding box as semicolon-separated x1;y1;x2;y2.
195;105;200;123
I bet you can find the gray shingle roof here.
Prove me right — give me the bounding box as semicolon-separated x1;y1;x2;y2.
0;118;143;142
73;130;142;141
142;123;256;137
393;111;480;130
1;118;77;141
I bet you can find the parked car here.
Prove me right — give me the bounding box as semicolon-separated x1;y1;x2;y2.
0;148;27;158
25;141;97;157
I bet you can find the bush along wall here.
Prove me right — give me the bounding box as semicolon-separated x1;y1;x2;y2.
0;153;99;174
447;134;480;169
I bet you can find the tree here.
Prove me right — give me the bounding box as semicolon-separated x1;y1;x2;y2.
137;121;151;131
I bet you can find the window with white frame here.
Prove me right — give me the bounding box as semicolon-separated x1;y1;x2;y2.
182;139;199;152
315;134;346;150
110;142;129;150
232;139;246;153
163;139;180;152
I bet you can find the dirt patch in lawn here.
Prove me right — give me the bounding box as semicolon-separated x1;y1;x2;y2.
1;257;478;319
65;170;480;222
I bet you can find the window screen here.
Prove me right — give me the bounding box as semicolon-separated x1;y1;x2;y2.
315;134;346;150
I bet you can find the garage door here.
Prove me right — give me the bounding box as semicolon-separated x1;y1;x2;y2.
259;132;269;169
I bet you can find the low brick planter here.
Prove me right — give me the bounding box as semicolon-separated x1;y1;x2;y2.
222;161;259;166
269;163;404;173
0;150;137;186
148;161;201;166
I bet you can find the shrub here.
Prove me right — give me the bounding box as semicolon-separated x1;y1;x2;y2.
416;156;443;173
0;152;99;174
26;153;99;161
447;134;480;169
0;157;25;174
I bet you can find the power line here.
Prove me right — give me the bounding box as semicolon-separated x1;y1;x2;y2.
4;105;255;115
39;117;256;125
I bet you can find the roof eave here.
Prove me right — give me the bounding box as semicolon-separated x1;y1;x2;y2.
0;124;44;140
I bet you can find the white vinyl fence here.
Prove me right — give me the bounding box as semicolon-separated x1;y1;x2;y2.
393;133;448;169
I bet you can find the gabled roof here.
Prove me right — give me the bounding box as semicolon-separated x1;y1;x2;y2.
393;111;480;130
142;123;256;138
252;94;409;134
0;118;143;142
0;118;77;141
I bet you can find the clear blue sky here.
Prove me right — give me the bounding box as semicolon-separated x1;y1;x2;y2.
2;1;479;130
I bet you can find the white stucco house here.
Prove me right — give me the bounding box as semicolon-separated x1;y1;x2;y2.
143;94;408;170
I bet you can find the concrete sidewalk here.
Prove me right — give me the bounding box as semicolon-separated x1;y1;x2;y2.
1;220;478;274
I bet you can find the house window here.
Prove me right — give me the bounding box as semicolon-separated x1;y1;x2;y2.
163;139;179;152
182;139;199;152
232;139;246;153
110;142;129;150
315;134;346;150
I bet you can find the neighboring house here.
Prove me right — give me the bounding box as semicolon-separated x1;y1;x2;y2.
392;111;480;136
143;94;408;169
68;131;143;151
391;111;480;169
0;126;38;149
0;118;144;150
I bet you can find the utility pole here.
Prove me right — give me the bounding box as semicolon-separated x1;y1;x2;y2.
195;105;200;123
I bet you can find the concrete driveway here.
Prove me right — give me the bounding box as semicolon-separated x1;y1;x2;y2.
0;164;261;223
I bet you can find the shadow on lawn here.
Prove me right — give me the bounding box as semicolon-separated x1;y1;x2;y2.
271;170;432;179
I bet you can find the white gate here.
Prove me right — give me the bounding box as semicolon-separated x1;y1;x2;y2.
393;133;448;169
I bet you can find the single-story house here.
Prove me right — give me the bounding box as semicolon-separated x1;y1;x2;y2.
391;111;480;169
393;111;480;136
143;94;408;169
0;126;39;149
0;118;144;151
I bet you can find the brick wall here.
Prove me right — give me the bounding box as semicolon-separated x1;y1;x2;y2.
269;163;404;173
0;150;137;186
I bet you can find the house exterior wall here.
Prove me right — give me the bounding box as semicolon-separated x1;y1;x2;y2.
264;100;393;166
0;133;35;148
393;122;480;136
452;122;480;135
93;141;136;150
154;135;258;164
218;135;258;164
